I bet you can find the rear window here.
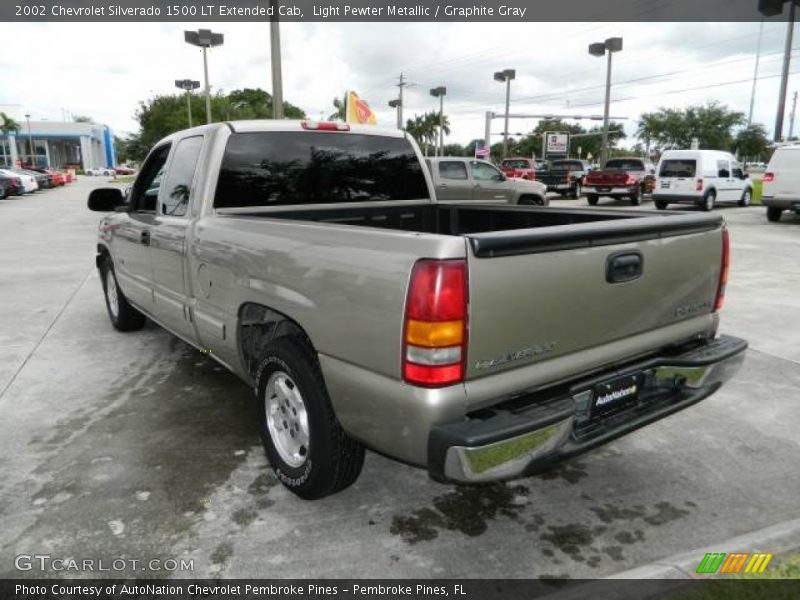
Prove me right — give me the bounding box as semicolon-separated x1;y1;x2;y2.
659;159;697;178
501;159;529;169
605;159;645;171
551;160;584;170
214;132;429;208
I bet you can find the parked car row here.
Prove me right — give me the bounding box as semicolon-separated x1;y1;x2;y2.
0;165;74;198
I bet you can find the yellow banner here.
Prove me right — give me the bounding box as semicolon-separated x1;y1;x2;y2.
345;90;377;125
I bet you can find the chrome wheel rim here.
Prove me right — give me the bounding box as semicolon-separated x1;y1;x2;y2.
265;371;309;468
106;270;119;319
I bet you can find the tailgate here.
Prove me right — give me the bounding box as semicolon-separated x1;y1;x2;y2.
586;171;628;185
464;213;724;384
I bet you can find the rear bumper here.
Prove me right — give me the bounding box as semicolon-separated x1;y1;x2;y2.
651;193;701;204
428;334;747;483
762;197;800;211
584;186;636;196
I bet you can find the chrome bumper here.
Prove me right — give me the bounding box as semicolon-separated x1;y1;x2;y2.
429;335;747;483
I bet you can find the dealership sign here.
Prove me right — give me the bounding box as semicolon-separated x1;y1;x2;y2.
545;132;569;155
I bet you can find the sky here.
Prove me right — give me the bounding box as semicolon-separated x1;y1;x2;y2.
0;20;796;145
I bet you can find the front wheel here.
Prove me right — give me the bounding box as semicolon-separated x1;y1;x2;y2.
100;257;145;331
738;189;751;207
256;337;365;500
766;206;783;222
518;194;547;206
655;199;668;210
587;194;599;206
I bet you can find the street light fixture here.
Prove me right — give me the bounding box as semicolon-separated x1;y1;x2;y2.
25;113;33;168
388;99;402;129
430;86;447;156
588;37;622;166
175;79;201;128
184;29;224;124
493;69;515;158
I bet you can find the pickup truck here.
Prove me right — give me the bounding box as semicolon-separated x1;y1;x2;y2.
427;157;548;205
584;157;656;206
536;159;590;198
88;120;746;499
499;157;536;181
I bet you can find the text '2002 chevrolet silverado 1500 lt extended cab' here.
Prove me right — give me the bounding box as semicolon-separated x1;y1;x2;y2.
88;120;747;499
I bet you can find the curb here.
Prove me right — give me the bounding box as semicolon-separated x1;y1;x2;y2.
543;518;800;599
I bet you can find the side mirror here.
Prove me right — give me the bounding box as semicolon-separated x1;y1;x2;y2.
494;173;507;182
88;187;125;211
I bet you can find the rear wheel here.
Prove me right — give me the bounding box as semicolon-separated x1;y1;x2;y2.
766;206;783;222
100;257;145;332
587;194;599;206
630;193;642;206
701;190;716;212
655;200;668;210
571;182;582;199
738;189;751;207
256;337;365;499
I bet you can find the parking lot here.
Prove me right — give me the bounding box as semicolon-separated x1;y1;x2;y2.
0;178;797;579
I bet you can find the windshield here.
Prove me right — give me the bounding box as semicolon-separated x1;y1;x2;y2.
659;159;697;178
214;132;429;208
605;159;645;171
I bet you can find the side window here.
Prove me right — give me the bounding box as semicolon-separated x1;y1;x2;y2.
439;161;468;180
470;161;503;181
731;163;744;179
717;160;730;178
159;136;204;217
129;144;171;213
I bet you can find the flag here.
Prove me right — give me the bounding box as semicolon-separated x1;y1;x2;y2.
345;90;377;125
475;140;490;158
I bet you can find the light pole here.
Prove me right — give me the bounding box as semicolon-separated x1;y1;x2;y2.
759;0;796;141
388;99;402;129
269;0;284;119
25;113;33;167
175;79;201;127
184;29;224;124
589;37;623;167
493;69;515;158
430;86;446;156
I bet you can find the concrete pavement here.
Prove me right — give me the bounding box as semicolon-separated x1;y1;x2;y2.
0;182;797;579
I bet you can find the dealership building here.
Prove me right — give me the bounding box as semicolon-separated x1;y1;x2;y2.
0;119;116;170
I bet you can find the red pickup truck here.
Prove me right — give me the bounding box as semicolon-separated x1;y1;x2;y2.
584;157;656;206
499;157;536;181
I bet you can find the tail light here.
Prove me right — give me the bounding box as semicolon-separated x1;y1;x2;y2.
403;259;467;387
762;172;774;183
625;175;638;186
695;178;704;191
301;120;350;131
714;228;730;312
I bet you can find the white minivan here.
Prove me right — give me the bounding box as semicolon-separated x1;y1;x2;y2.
762;145;800;222
653;150;753;211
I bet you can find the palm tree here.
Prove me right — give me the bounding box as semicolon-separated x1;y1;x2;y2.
328;92;347;121
405;111;450;156
0;112;20;166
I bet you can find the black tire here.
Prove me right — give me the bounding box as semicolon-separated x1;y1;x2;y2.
587;194;599;206
700;190;716;212
518;194;547;206
766;206;783;222
630;193;642;206
255;337;365;500
738;189;752;207
571;182;582;199
99;257;145;332
655;200;668;210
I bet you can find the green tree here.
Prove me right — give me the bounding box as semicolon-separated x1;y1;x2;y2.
637;102;744;150
72;115;95;123
442;143;466;156
329;92;347;121
734;124;769;161
405;111;450;156
123;88;305;162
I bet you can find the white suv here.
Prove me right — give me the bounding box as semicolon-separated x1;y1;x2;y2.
762;145;800;222
653;149;753;211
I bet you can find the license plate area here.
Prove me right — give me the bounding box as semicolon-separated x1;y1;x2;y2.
660;181;671;188
597;187;610;192
591;373;643;418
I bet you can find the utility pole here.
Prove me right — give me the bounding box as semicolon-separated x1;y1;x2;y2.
748;20;764;126
270;0;284;119
790;91;798;139
397;73;405;128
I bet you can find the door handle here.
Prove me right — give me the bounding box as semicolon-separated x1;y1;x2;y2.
140;230;151;246
606;251;643;283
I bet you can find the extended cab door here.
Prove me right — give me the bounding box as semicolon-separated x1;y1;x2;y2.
435;160;472;200
112;144;170;311
470;160;513;202
149;135;205;343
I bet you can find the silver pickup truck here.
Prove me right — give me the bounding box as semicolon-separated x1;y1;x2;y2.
88;120;746;499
